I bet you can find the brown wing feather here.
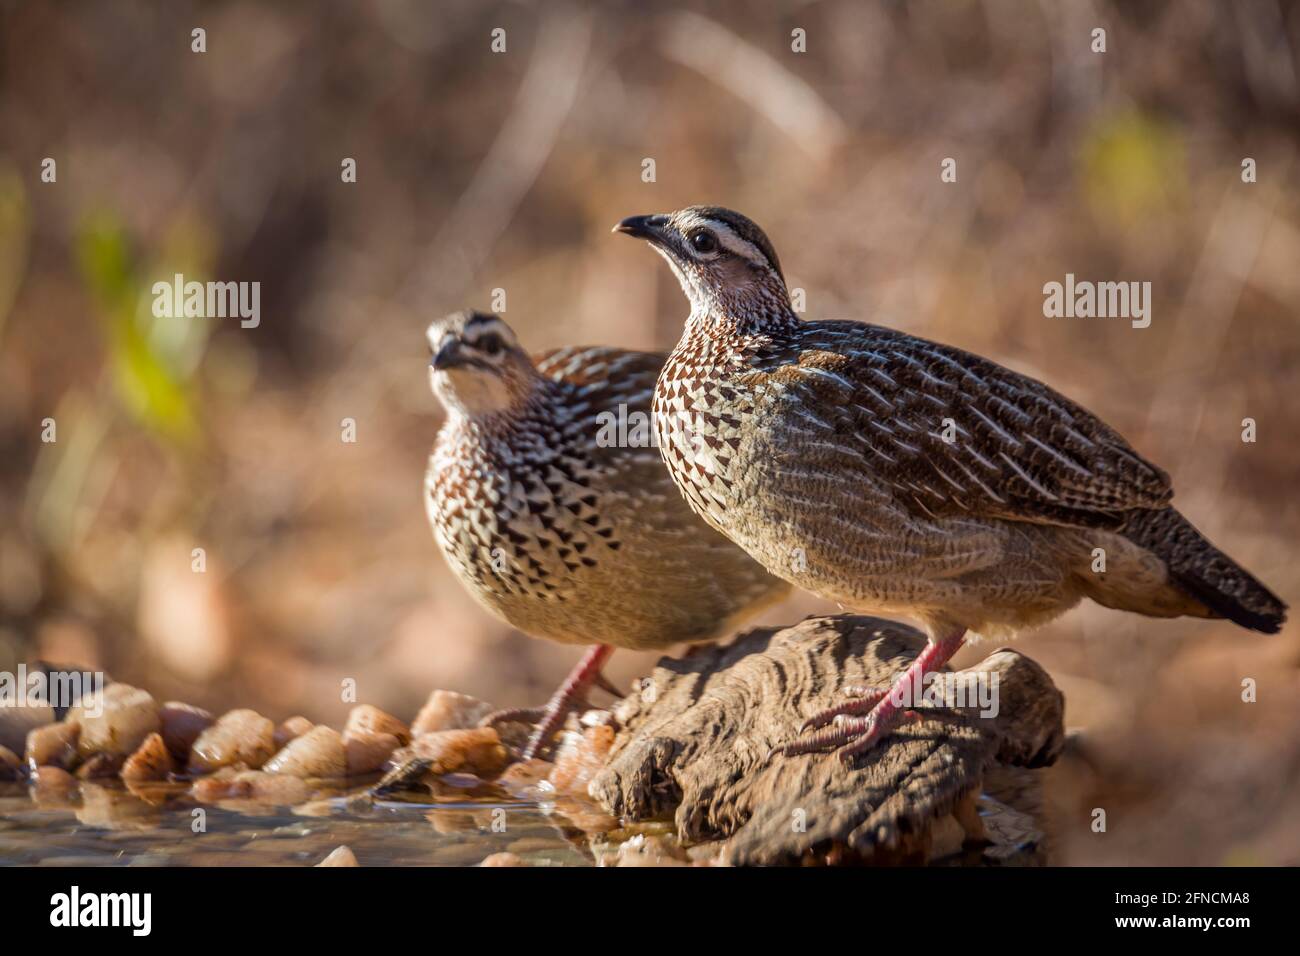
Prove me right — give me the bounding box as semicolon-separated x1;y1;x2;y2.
534;346;667;472
534;346;664;411
759;322;1171;529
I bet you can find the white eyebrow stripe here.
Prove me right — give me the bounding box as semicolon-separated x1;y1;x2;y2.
461;318;518;351
698;219;767;266
681;218;759;267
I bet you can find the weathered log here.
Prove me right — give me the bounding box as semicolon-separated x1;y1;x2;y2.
590;614;1064;865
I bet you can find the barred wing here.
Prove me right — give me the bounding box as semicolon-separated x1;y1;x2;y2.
763;322;1172;529
535;346;664;420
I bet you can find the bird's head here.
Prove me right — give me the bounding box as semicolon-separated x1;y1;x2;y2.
427;310;537;418
614;205;791;326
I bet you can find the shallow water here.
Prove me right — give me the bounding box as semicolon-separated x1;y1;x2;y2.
0;775;1048;867
0;781;595;867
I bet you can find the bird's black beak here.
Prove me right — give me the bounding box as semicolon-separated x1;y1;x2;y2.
431;339;465;370
613;214;669;244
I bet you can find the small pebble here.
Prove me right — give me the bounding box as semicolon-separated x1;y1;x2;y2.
411;690;495;735
69;684;160;759
495;758;553;796
188;709;276;774
549;724;615;796
159;702;213;761
25;721;80;771
263;725;346;778
122;732;174;783
343;730;399;776
272;715;314;750
408;727;508;777
343;705;410;745
316;845;359;867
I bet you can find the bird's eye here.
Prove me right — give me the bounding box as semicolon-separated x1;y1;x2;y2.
479;334;502;356
689;230;718;254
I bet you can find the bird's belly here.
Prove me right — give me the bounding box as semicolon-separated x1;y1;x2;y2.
691;439;1084;634
431;468;784;651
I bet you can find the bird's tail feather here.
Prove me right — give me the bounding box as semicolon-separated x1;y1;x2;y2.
1123;508;1286;635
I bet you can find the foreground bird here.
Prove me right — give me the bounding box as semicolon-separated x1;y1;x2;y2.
615;205;1287;763
425;310;790;758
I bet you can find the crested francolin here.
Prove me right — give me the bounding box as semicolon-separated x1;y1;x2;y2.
615;205;1287;763
425;310;789;759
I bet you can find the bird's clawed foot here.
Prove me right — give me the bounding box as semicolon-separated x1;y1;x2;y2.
771;630;969;766
797;684;890;732
772;686;922;764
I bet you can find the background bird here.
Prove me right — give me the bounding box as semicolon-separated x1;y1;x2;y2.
425;309;790;758
615;205;1287;763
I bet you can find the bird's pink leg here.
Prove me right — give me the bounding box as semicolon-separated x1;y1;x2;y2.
774;629;967;764
484;644;614;761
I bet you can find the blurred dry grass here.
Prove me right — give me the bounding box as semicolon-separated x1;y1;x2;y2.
0;1;1297;863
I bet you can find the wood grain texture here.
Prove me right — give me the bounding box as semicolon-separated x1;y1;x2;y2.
591;614;1064;865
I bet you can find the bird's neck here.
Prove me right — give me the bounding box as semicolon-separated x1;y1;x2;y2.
685;295;799;348
440;369;555;434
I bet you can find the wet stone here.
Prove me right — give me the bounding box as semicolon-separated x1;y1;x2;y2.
159;702;214;761
263;726;346;779
25;722;79;772
316;845;359;867
272;716;314;751
188;709;277;774
344;731;399;776
70;684;160;759
344;705;410;745
411;691;495;736
406;728;508;778
122;732;175;783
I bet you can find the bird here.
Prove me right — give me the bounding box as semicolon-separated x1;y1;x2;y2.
424;309;791;759
614;205;1287;764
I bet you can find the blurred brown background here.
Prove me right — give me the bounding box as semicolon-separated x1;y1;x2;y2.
1;0;1297;863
